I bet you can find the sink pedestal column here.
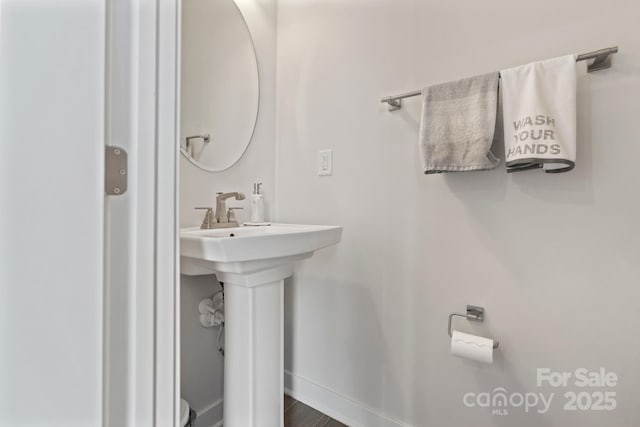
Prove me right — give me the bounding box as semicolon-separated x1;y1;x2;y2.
217;265;292;427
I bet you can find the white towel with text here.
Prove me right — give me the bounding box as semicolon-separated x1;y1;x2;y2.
500;55;577;173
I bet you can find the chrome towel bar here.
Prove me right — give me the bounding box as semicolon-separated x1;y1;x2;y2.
381;46;619;111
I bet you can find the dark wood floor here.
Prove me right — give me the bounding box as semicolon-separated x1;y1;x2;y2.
284;394;347;427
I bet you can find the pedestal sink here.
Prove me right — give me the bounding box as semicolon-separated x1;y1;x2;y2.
180;224;342;427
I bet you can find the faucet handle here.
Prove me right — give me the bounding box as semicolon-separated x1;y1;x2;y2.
195;207;215;229
227;207;244;223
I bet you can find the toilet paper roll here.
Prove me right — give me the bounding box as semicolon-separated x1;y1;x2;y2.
450;330;494;364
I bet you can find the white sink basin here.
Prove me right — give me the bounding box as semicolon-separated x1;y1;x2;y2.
180;222;342;427
180;223;342;284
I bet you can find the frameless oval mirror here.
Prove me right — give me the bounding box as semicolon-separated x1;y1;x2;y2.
180;0;259;172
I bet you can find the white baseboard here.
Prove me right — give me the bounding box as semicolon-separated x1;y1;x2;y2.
193;372;412;427
193;398;223;427
284;370;413;427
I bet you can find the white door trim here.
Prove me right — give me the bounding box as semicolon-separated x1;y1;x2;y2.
104;0;180;425
154;0;181;425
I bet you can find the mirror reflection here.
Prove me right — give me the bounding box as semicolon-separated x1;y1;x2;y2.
180;0;260;172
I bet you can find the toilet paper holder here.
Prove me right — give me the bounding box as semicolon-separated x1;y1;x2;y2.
448;305;499;349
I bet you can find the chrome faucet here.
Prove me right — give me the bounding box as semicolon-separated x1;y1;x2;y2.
195;192;245;229
215;192;245;224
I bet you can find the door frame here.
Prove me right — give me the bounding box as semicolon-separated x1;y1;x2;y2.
104;0;180;425
154;0;181;425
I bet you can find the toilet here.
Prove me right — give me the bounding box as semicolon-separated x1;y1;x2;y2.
181;398;194;427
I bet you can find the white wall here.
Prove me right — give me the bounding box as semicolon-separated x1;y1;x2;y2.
179;0;277;227
179;0;278;424
276;0;640;426
0;1;105;426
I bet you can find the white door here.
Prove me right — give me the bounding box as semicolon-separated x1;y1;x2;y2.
0;1;179;426
0;1;106;426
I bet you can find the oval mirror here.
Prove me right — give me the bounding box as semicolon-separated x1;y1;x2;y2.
180;0;259;172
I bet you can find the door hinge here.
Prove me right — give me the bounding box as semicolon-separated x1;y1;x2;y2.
105;146;128;195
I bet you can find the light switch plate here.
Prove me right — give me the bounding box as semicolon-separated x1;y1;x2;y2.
318;149;332;176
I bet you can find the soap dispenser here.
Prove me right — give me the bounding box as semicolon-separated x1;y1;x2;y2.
250;182;265;223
